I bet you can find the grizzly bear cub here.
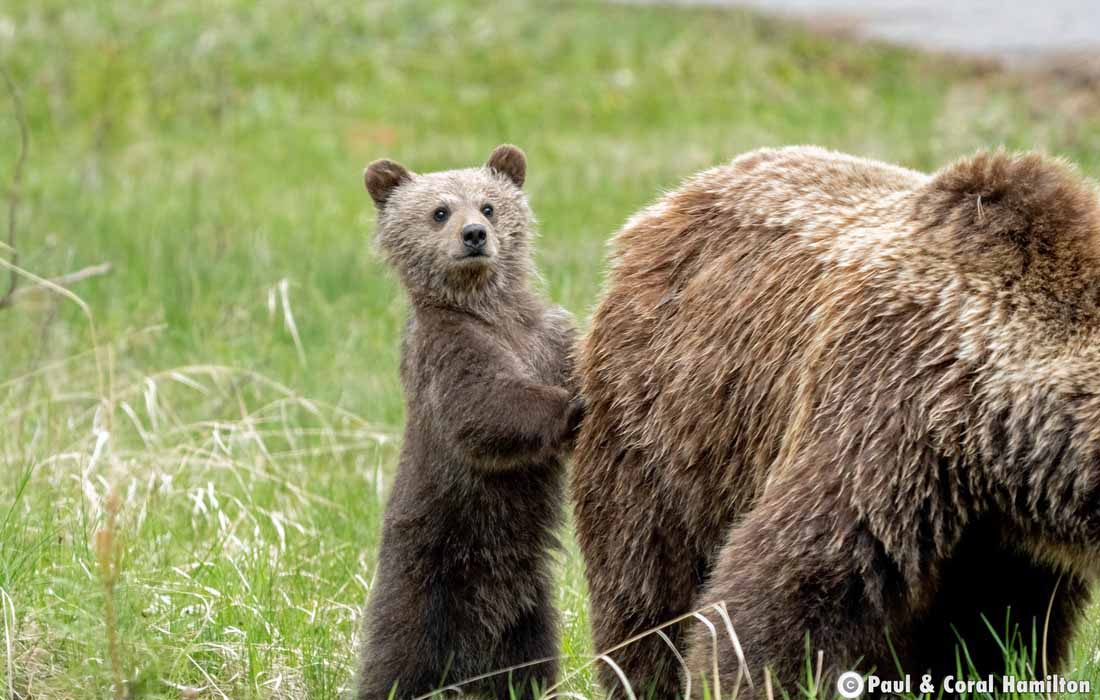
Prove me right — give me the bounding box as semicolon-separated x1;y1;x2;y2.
356;145;581;700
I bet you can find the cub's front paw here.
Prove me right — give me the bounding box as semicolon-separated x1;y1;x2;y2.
566;396;586;435
557;395;587;451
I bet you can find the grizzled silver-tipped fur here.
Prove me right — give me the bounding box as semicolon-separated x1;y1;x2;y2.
573;146;1100;698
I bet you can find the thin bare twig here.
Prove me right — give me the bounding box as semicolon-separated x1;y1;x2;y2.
8;262;112;303
0;63;28;309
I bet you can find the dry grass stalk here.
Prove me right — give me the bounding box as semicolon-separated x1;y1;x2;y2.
95;490;125;700
7;262;113;304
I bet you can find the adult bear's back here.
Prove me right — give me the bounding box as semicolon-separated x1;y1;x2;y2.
573;146;942;698
572;145;1100;698
575;147;927;552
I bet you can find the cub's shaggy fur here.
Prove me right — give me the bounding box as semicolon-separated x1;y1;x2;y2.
357;146;580;700
573;146;1100;697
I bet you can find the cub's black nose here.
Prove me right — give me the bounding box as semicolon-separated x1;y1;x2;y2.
462;223;487;251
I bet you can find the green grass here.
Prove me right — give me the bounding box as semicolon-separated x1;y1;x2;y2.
2;0;1100;697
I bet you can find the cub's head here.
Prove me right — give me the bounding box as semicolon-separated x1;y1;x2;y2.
365;145;534;308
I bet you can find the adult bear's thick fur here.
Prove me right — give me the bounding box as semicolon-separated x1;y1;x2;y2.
573;146;1100;697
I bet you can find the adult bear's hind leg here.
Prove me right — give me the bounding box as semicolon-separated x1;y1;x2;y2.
573;447;718;700
683;483;905;698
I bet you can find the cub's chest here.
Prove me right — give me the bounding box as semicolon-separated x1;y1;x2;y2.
499;323;561;383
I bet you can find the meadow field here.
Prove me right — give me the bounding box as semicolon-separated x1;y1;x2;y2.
4;0;1100;697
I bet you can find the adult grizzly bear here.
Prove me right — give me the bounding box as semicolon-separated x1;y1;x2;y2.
573;146;1100;697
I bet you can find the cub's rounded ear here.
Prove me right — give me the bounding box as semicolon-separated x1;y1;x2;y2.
486;144;526;189
364;159;413;209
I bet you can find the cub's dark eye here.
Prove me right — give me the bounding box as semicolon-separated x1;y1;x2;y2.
481;204;494;218
432;207;449;222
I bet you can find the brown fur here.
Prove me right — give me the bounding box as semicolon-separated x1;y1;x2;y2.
357;146;581;700
572;146;1100;697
